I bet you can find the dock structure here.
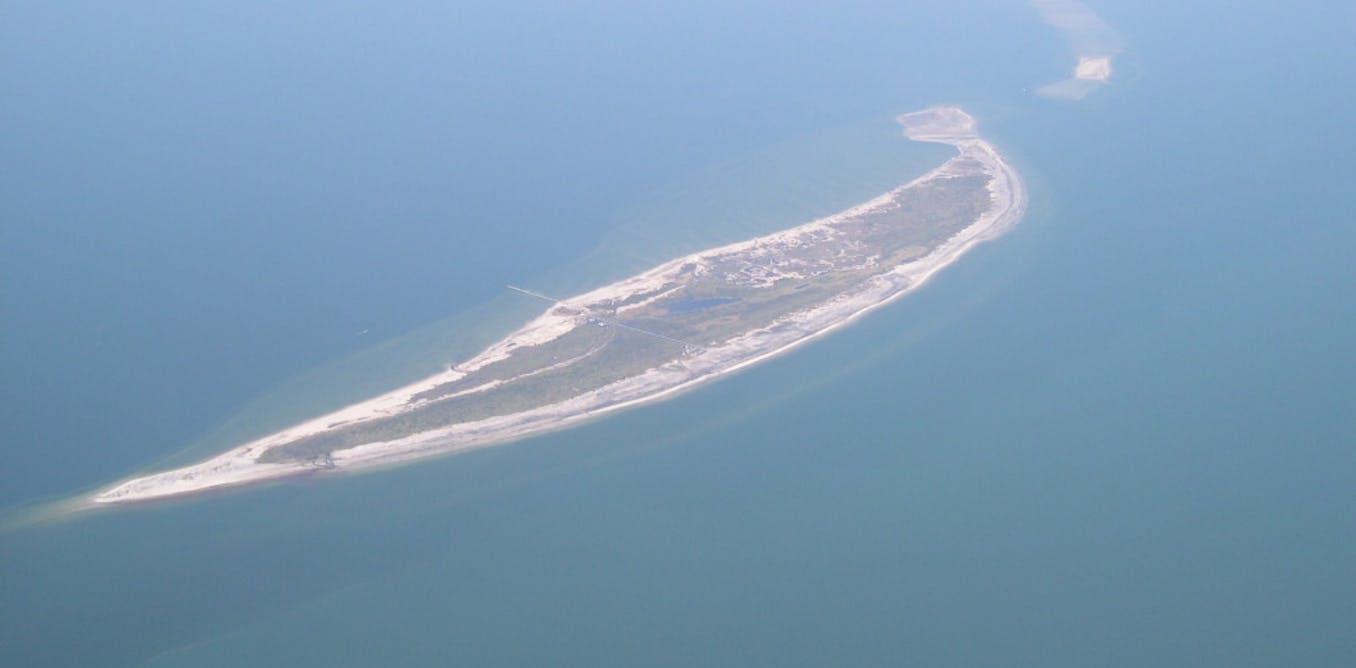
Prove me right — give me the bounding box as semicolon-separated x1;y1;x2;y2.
506;284;560;304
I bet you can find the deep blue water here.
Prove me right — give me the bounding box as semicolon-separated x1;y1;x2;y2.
3;2;1355;666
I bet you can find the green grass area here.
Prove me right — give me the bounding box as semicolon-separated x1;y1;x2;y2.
260;329;681;463
408;322;614;403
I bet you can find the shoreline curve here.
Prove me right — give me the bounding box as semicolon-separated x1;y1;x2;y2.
85;106;1027;508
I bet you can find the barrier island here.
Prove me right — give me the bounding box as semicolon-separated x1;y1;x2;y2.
90;107;1026;506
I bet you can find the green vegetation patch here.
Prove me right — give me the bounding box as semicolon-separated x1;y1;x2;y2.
259;170;995;464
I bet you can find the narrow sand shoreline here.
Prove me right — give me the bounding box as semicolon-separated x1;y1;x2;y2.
86;106;1026;507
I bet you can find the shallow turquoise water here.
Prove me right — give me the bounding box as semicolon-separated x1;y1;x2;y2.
4;2;1355;666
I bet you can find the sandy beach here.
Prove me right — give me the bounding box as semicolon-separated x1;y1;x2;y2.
87;106;1026;507
1075;56;1113;82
